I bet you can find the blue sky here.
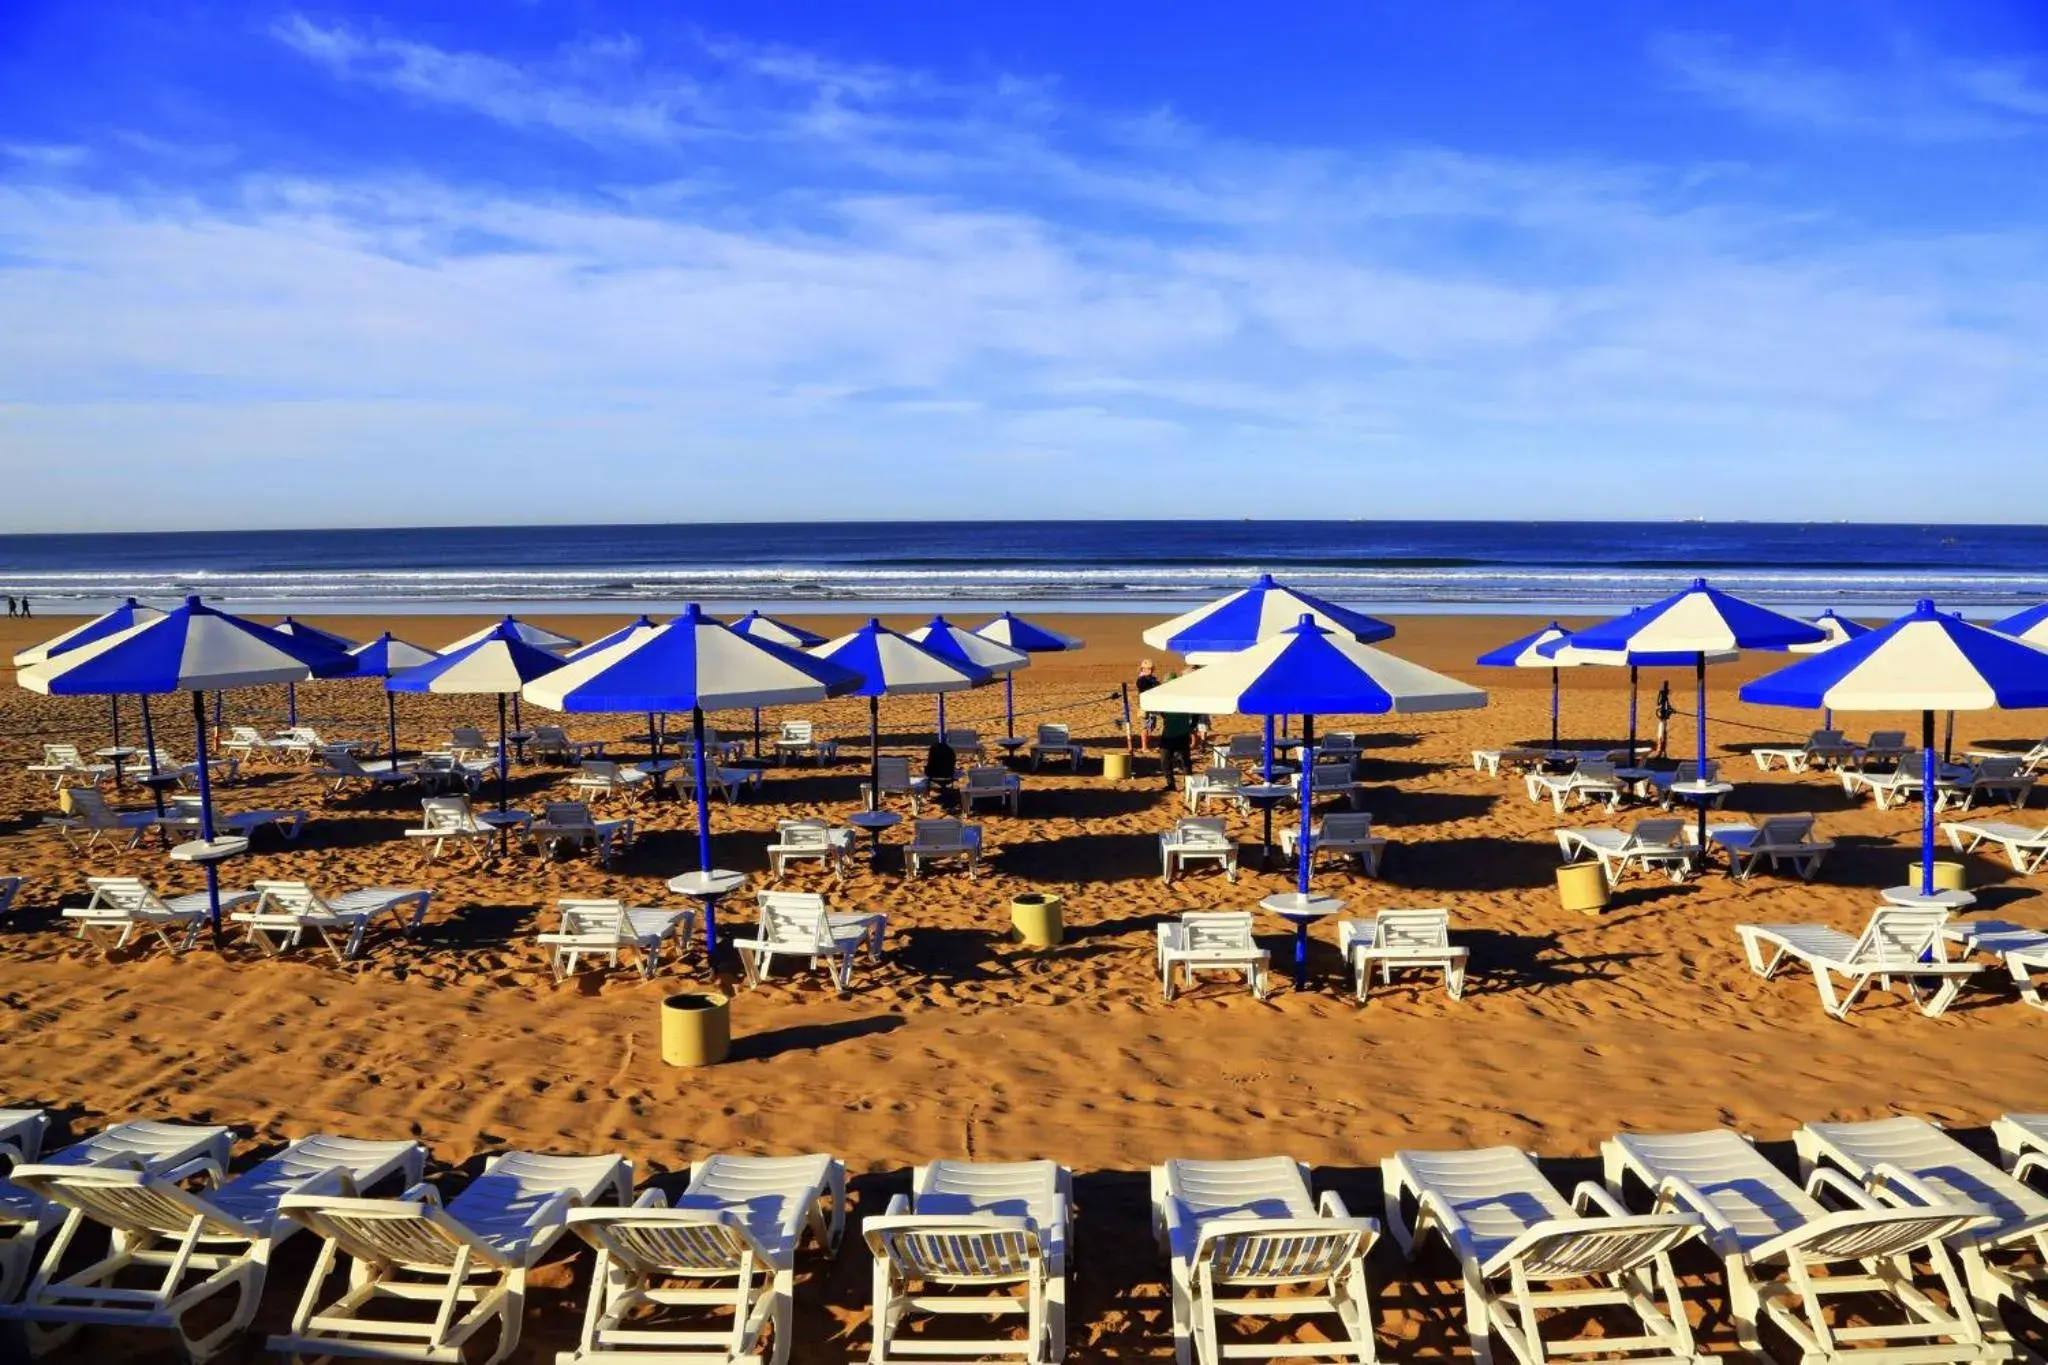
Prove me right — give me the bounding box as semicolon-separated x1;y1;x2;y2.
3;0;2046;530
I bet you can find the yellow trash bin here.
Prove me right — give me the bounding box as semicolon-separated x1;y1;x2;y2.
661;992;730;1067
1916;860;1968;892
1102;752;1131;782
1011;893;1064;947
1556;862;1609;915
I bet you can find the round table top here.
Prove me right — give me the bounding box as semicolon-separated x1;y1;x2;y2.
636;758;684;774
477;809;531;828
1240;785;1294;802
848;810;904;832
994;737;1030;749
668;870;747;896
1670;781;1735;796
136;772;185;788
170;836;249;864
1259;892;1345;920
1880;885;1976;909
96;747;138;759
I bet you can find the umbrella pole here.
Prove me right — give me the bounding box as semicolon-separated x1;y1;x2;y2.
1922;711;1937;895
1261;713;1277;865
287;681;298;729
1004;673;1015;738
386;690;399;764
512;693;522;731
188;690;222;936
691;704;719;956
753;706;762;758
868;696;881;812
1942;710;1954;764
495;693;509;855
1694;653;1709;866
109;696;123;789
1294;715;1317;990
1627;665;1639;760
1550;666;1560;749
139;695;164;817
938;691;947;740
213;691;223;745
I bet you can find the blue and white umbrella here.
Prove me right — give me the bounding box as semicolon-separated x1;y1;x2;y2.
973;612;1083;737
1142;573;1395;664
729;612;829;754
526;603;862;952
1540;621;1737;764
566;616;661;661
1743;599;2048;895
1477;624;1588;750
14;597;167;782
442;617;578;730
1790;609;1874;729
1993;603;2048;646
905;616;1026;739
389;623;566;835
346;634;439;765
273;618;359;728
1142;615;1485;989
812;619;987;806
1544;580;1823;858
18;596;355;931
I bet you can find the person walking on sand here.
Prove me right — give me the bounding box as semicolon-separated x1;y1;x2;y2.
1653;681;1673;759
5;597;14;618
1158;705;1197;791
1129;659;1160;753
16;597;28;619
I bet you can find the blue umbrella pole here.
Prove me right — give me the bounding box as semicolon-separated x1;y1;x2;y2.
287;681;298;728
1694;653;1709;864
1550;667;1560;749
691;705;720;958
188;689;222;934
1261;713;1277;863
1004;673;1016;738
1293;714;1317;989
139;695;164;817
109;696;123;790
1922;711;1937;895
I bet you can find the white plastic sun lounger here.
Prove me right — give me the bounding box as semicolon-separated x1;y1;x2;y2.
734;893;884;991
528;724;604;763
1555;817;1698;883
3;1133;423;1361
528;800;635;865
314;746;419;798
0;1119;230;1307
162;797;308;845
774;719;837;765
1277;811;1386;876
1795;1116;2048;1335
26;744;113;791
963;764;1023;815
270;1150;631;1364
1184;765;1247;816
1159;817;1238;885
1157;911;1268;1002
1602;1128;1994;1365
1946;922;2048;1009
63;877;258;957
907;819;983;878
1526;760;1626;813
43;787;165;851
1943;817;2048;874
1736;908;1978;1019
231;880;432;963
768;819;856;880
1382;1145;1703;1365
1708;814;1835;882
537;898;694;981
1933;757;2035;813
1336;909;1466;1002
1152;1155;1376;1365
867;755;930;814
562;1152;845;1365
404;796;500;864
1031;724;1084;772
867;1159;1071;1364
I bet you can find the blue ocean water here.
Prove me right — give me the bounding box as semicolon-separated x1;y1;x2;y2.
0;521;2034;617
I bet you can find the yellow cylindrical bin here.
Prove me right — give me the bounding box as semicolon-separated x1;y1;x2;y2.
661;992;730;1067
1102;752;1130;781
1915;860;1968;892
1011;893;1064;947
1556;862;1609;915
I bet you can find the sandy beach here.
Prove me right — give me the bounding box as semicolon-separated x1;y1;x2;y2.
3;608;2045;1362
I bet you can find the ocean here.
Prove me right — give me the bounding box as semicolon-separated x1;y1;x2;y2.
0;521;2036;618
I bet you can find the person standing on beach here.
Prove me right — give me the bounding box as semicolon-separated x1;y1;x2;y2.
17;597;28;619
1157;705;1196;790
5;597;14;617
1653;681;1673;758
1130;659;1159;752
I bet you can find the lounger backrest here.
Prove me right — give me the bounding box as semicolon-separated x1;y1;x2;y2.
781;720;814;743
85;877;159;912
1201;765;1239;787
1976;756;2024;779
1174;817;1229;848
757;895;832;949
1037;724;1070;745
913;819;966;847
571;1205;762;1274
1320;731;1358;752
1671;760;1718;783
1505;1216;1701;1279
1867;731;1905;750
66;787;113;818
877;754;915;789
1182;911;1255;951
1226;735;1262;760
43;744;83;765
542;802;593;828
1809;729;1845;747
322;747;367;774
1851;908;1947;966
253;881;320;914
230;727;265;744
1754;815;1816;846
531;725;567;743
945;729;979;750
558;899;629;938
1574;760;1617;782
280;1195;475;1270
1627;818;1687;849
1321;811;1374;841
1375;909;1451;950
419;797;476;832
580;759;621;779
1311;762;1351;788
776;820;833;850
1199;1222;1367;1283
963;767;1008;794
8;1166;237;1240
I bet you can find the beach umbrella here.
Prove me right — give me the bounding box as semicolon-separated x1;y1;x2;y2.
345;634;439;763
17;596;354;932
729;612;828;754
1539;624;1737;763
811;620;986;807
526;603;862;953
566;616;662;661
1993;603;2048;647
14;597;168;787
972;612;1083;737
273;618;359;728
1142;573;1395;664
441;617;579;730
1477;624;1589;750
904;616;1027;739
1142;615;1486;988
1551;579;1824;859
388;623;566;847
1742;600;2048;895
1789;610;1873;729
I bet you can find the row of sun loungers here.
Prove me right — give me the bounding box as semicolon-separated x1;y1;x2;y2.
4;1112;2045;1364
1157;908;1465;1003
